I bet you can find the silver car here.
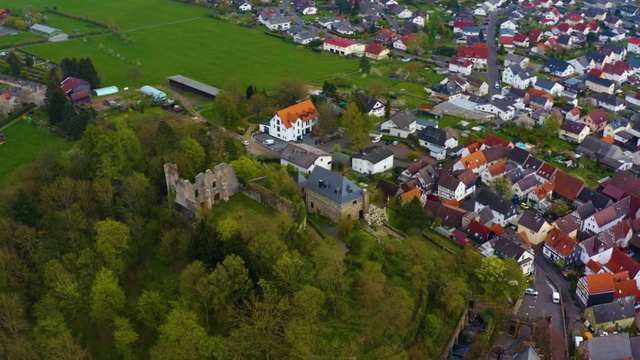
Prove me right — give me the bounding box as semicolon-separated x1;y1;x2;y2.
525;288;538;296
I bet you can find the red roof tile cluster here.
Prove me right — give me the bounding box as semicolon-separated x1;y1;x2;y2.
544;228;577;257
457;46;489;59
552;171;585;200
585;272;615;295
275;99;318;129
605;248;640;278
324;38;358;47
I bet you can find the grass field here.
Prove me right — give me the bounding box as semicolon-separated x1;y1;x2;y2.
0;31;43;47
1;0;208;30
26;17;358;90
0;121;72;186
44;12;102;34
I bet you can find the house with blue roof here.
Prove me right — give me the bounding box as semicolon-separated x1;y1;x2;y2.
302;167;369;222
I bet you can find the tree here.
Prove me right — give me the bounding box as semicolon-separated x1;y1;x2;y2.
114;317;139;360
151;307;211;360
549;199;569;216
127;66;144;83
24;55;34;68
248;93;267;117
230;156;266;184
90;268;126;325
479;30;485;41
246;85;255;100
137;290;168;329
273;78;307;107
437;277;467;316
209;254;253;310
247;232;288;275
394;197;426;233
44;80;69;126
322;80;337;101
95;219;130;275
273;252;313;295
212;89;240;126
475;256;525;302
316;103;338;141
342;102;375;151
359;56;371;74
336;0;352;14
498;44;506;55
6;52;22;76
368;80;387;97
489;177;513;199
542;113;561;138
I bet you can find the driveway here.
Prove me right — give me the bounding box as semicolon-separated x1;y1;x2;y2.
517;263;565;359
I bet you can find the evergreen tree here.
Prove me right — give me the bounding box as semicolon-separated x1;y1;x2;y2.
44;80;70;126
7;52;22;76
246;85;255;100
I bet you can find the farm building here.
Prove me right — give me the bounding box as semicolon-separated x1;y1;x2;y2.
140;86;167;100
93;86;119;97
30;24;61;37
167;75;220;100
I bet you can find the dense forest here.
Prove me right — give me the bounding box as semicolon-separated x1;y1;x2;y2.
0;113;525;359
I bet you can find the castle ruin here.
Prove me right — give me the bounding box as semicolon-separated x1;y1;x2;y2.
164;163;240;219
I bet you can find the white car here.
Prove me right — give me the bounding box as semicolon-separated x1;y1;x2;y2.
525;288;538;296
242;140;249;145
372;136;381;143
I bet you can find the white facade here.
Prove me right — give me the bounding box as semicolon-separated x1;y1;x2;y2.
323;40;365;56
474;103;515;121
582;214;625;233
265;17;291;31
535;82;564;97
412;15;427;27
502;66;537;89
280;155;332;173
628;38;640;55
351;154;393;174
265;113;316;141
449;60;473;76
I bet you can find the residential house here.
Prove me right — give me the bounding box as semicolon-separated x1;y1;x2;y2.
554;213;580;238
492;236;536;275
534;78;564;97
293;0;317;14
589;93;626;113
355;93;386;117
604;118;629;137
578;333;635;360
535;162;557;183
500;19;518;31
565;107;581;122
543;58;575;77
380;109;417;138
302;167;369;222
330;21;355;36
262;14;292;31
453;20;475;33
260;99;318;141
579;232;615;270
474;99;516;121
457;44;489;69
628;37;640;55
389;4;413;19
513;174;539;200
364;44;390;60
351;146;394;175
502;64;537;89
467;76;489;96
507;147;531;168
449;57;474;76
61;77;90;98
528;180;555;210
474;188;519;227
574;187;613;211
323;38;365;56
518;210;553;245
529;94;554;111
582;197;630;234
553;170;585;203
620;4;638;17
393;33;418;51
513;33;530;47
453;150;488;174
559;120;590;143
568;56;596;75
542;228;581;266
576;272;615;307
480;161;508;185
584;74;616;95
411;11;428;28
437;169;476;201
236;0;252;11
426;201;467;228
602;61;631;84
584;297;636;330
418;126;458;160
586;50;612;70
466;219;496;244
522;156;544;173
529;29;543;43
280;143;332;173
583;108;610;132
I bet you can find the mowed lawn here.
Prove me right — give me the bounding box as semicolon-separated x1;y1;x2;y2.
44;13;102;34
0;31;43;47
0;0;208;30
0;121;72;186
27;18;357;90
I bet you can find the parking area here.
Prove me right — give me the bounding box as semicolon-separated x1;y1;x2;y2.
252;133;288;152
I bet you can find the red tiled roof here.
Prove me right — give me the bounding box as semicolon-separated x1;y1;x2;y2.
484;134;512;148
586;259;603;273
490;224;505;235
499;36;514;45
573;23;588;32
605;248;640;278
613;280;638;300
552;171;585;200
466;219;494;242
557;23;570;32
544;228;577;257
536;163;557;180
604;171;640;200
457;46;489;59
459;151;487;171
585;272;615;294
60;76;89;94
365;44;387;55
70;89;91;102
630;37;640;46
324;37;358;47
513;33;528;43
453;20;475;28
487;161;507;177
400;187;421;201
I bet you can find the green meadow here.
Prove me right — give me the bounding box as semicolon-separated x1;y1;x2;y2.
0;121;72;186
26;17;357;90
44;12;102;34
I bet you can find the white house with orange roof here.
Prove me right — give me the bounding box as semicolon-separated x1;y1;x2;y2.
260;99;319;141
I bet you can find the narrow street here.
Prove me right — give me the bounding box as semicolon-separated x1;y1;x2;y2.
486;6;515;96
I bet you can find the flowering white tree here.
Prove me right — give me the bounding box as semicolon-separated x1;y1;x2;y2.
364;205;388;229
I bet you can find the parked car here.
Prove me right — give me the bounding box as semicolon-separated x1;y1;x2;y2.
264;139;275;145
552;291;560;303
385;140;393;145
372;136;381;143
242;140;250;145
392;140;400;146
520;202;530;210
525;288;538;296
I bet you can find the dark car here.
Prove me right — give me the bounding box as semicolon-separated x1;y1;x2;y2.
385;140;393;145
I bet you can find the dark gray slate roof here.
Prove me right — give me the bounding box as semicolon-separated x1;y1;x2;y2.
418;126;447;147
535;77;558;91
508;147;531;166
518;210;548;232
591;296;636;324
353;146;394;164
493;236;527;264
355;93;382;113
280;143;330;169
476;188;518;216
575;201;597;220
303;167;363;204
576;187;613;210
560;120;587;134
522;156;543;171
388;109;417;129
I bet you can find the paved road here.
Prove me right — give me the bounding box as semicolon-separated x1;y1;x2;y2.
518;262;565;359
487;6;515;96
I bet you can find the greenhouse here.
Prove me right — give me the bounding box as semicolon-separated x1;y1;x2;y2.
93;86;119;97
